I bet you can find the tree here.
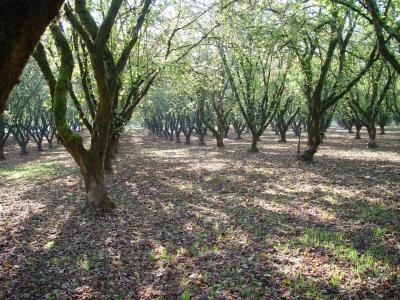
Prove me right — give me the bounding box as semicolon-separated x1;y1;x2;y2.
200;75;233;148
220;45;288;153
34;0;134;212
290;6;378;161
376;105;392;134
275;97;300;143
7;61;48;155
349;62;394;147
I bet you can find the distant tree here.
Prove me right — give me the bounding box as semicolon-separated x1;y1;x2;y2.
376;105;392;135
0;116;10;160
349;62;394;147
275;97;300;142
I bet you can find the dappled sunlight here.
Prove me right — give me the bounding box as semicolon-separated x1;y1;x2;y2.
1;128;399;298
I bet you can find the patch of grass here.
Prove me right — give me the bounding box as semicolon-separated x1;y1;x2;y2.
373;226;387;238
356;202;396;224
205;174;230;183
330;265;344;287
181;290;190;300
76;256;90;271
299;227;380;275
43;240;55;250
160;248;172;261
0;161;76;184
289;275;323;299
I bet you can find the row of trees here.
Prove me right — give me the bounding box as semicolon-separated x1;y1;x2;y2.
140;0;399;154
0;61;84;160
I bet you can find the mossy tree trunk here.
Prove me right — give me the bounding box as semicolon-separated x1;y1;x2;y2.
35;3;124;211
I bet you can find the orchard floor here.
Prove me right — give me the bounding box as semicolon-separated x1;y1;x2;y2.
0;126;399;299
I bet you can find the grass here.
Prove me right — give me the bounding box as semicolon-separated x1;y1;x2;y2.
298;227;383;275
0;161;76;184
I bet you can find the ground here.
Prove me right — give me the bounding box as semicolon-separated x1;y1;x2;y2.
0;126;399;299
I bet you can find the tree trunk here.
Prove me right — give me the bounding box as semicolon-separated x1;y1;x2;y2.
0;144;5;160
20;146;28;155
379;125;385;135
347;124;353;133
104;134;119;173
355;126;361;139
82;167;114;212
279;128;287;143
185;134;191;144
224;126;229;138
236;132;242;140
198;130;205;145
175;130;181;143
301;116;320;161
248;135;259;153
36;141;43;151
366;125;377;148
216;135;224;147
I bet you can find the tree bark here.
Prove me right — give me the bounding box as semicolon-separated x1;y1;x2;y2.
0;144;5;160
301;116;320;161
20;146;28;155
185;134;191;144
278;127;287;142
104;133;119;173
0;0;65;115
248;135;259;153
175;129;181;144
379;125;385;135
355;125;362;139
36;142;43;151
82;165;114;212
366;125;377;148
197;128;205;145
216;135;224;147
